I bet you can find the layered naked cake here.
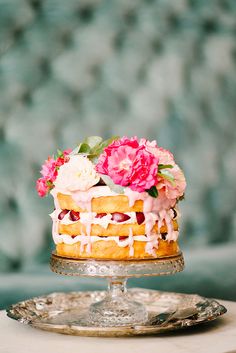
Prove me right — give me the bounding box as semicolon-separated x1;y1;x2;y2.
37;136;186;260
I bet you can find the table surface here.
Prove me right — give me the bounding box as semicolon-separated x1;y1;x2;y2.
1;298;235;353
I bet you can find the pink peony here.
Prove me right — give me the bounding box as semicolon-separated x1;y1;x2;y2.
95;136;159;192
96;136;139;175
129;149;158;192
36;178;48;197
106;145;138;186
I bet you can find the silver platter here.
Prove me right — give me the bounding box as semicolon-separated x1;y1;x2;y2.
7;289;227;337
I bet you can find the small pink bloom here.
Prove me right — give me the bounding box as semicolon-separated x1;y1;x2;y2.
40;157;57;182
156;147;186;200
55;149;72;168
36;178;49;197
63;148;72;155
37;148;72;197
156;147;174;165
158;165;186;200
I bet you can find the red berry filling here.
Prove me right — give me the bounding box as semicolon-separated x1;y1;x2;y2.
69;210;80;221
111;212;131;222
136;212;145;225
95;213;107;218
58;209;69;220
119;236;128;241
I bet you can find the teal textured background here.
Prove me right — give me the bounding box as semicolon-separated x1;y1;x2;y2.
0;0;236;308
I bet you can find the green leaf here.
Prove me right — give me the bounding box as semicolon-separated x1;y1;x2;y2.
70;146;79;155
84;136;103;149
57;149;63;158
158;164;173;171
86;154;99;164
76;136;120;160
94;135;120;155
78;143;91;154
158;170;175;185
147;186;158;198
101;175;125;194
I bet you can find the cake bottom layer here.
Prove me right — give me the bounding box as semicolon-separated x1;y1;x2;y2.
56;239;179;260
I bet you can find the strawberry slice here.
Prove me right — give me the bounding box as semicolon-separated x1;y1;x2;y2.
119;236;128;241
111;212;131;222
69;210;80;221
58;209;69;220
136;212;145;225
95;213;107;218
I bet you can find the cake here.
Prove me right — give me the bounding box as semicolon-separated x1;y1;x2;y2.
36;136;186;260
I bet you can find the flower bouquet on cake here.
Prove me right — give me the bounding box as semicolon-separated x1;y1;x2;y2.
36;136;186;260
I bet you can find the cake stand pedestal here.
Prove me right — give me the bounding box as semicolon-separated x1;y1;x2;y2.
50;252;184;327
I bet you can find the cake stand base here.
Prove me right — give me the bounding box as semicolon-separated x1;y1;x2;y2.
49;252;185;326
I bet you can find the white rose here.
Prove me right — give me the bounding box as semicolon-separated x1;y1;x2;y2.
54;155;100;192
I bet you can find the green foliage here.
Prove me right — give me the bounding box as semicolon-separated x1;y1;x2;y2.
77;136;119;161
147;186;158;198
101;175;125;194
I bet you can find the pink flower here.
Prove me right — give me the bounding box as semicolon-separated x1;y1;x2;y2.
95;136;159;192
96;136;139;175
36;178;48;197
96;136;186;198
55;149;72;168
129;149;158;192
107;145;139;186
155;147;186;200
155;147;174;165
36;149;72;197
40;157;58;182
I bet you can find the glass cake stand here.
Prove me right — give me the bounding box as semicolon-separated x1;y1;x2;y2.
50;251;185;327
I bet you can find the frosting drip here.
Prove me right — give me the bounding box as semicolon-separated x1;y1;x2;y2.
50;185;180;256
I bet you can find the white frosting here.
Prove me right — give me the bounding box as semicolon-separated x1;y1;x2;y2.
50;209;162;229
53;233;159;248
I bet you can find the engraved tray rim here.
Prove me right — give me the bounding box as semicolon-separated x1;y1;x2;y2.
6;289;227;337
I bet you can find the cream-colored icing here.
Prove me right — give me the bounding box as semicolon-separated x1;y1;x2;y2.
50;209;162;229
124;187;175;212
53;232;159;249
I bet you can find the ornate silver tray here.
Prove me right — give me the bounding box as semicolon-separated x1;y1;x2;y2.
7;289;227;337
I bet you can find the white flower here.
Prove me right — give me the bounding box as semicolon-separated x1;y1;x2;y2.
54;155;99;192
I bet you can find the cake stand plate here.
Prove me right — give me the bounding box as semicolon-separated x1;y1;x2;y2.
7;289;227;337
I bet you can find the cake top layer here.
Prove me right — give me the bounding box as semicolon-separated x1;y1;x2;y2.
36;136;186;206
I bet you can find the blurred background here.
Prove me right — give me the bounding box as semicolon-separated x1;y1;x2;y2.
0;0;236;309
